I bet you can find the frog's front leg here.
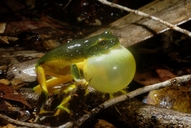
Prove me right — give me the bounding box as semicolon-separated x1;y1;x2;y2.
71;63;89;93
71;63;86;83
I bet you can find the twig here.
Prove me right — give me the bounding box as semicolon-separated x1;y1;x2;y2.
70;74;191;127
0;114;52;128
0;36;9;44
58;122;74;128
63;0;72;9
97;0;191;38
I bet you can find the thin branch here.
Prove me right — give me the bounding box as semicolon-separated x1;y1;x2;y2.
0;114;53;128
70;74;191;127
97;0;191;38
0;36;9;44
58;122;74;128
63;0;72;9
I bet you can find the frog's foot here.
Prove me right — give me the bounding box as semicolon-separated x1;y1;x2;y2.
119;89;127;94
73;77;90;96
101;89;127;99
109;90;127;98
82;80;90;96
101;93;114;99
53;95;72;116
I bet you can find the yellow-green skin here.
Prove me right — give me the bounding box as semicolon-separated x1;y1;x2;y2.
83;45;135;93
36;30;120;70
34;30;136;114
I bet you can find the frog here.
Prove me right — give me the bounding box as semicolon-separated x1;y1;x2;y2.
33;30;136;115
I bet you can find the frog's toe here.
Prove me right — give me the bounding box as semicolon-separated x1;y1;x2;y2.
54;95;72;116
38;109;54;115
33;85;42;94
54;105;71;116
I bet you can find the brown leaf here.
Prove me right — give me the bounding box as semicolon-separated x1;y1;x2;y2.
0;83;32;108
2;123;16;128
134;68;177;86
147;86;191;113
134;72;161;86
156;68;176;81
95;119;116;128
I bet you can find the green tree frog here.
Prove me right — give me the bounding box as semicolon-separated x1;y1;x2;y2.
33;30;136;115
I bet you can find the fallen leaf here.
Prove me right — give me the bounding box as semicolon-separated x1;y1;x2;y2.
147;86;191;113
134;72;161;86
95;119;116;128
2;123;16;128
0;83;32;108
156;68;176;81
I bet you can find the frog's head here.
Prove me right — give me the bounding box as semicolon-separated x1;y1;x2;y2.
83;30;120;57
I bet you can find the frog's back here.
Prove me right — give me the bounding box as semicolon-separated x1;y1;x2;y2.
36;38;86;66
36;30;119;67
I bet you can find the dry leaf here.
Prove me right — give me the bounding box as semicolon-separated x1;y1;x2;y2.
0;83;32;108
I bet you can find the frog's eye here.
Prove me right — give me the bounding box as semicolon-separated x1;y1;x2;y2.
97;38;107;47
95;38;113;50
83;45;136;93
